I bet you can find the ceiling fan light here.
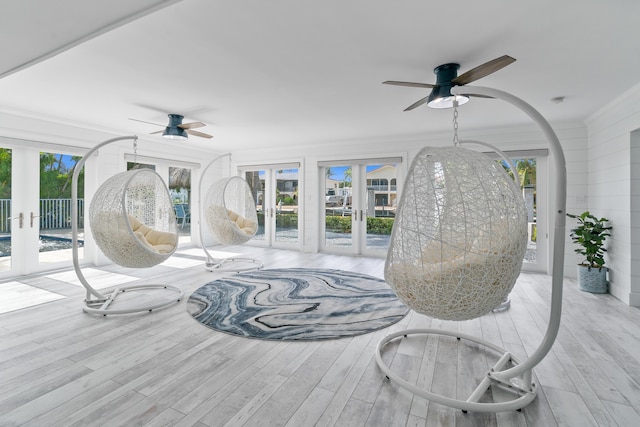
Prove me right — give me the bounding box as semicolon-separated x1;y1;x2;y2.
427;85;469;109
427;94;470;109
162;126;188;140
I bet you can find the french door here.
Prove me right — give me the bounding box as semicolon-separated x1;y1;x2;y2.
489;149;548;273
320;158;400;256
508;151;548;273
241;164;300;249
0;139;85;277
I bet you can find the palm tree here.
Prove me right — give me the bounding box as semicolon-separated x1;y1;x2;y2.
516;159;536;188
245;171;262;207
501;158;536;189
40;153;68;198
0;149;12;199
343;167;352;189
325;167;332;178
169;167;191;190
60;156;83;196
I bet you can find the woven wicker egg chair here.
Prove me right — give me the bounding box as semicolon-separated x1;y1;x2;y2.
385;145;528;321
198;154;263;272
90;168;179;268
204;176;259;246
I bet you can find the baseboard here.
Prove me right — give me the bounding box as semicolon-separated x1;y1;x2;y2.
629;291;640;307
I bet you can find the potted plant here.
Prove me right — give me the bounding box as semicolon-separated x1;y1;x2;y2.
566;211;612;293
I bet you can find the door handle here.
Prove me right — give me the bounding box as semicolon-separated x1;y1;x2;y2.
30;212;40;228
360;210;364;221
9;212;24;229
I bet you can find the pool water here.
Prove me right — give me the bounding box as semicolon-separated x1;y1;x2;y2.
0;236;83;257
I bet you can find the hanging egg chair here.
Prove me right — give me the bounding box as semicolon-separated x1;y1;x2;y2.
197;154;263;272
385;145;528;321
204;176;259;246
90;168;178;268
71;136;183;316
376;86;568;414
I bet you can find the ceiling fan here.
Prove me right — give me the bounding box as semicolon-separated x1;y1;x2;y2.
129;114;213;140
384;55;516;110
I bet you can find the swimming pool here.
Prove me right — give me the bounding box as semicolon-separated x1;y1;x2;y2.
0;236;83;257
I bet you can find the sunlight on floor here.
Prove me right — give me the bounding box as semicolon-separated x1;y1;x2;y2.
0;281;65;314
46;267;138;289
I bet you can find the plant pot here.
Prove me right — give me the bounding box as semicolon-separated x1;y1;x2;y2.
577;265;608;293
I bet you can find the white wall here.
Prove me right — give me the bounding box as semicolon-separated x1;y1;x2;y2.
586;82;640;306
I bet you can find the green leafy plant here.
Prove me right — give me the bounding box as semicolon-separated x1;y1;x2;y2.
275;213;298;229
566;211;612;270
325;216;352;233
366;217;394;235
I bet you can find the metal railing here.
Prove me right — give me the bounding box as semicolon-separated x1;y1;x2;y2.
0;200;9;233
0;199;84;232
368;185;397;191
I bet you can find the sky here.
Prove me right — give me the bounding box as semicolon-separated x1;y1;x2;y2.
327;165;386;181
39;153;75;172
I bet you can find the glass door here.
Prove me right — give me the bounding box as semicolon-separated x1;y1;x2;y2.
494;149;548;273
244;168;267;243
510;155;547;273
0;147;13;274
323;164;354;251
274;168;300;245
0;142;85;277
37;151;85;269
363;163;398;255
321;159;399;256
242;165;300;249
169;166;192;245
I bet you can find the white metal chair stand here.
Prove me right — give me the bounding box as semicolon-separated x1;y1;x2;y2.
198;154;263;273
375;86;567;413
72;136;184;316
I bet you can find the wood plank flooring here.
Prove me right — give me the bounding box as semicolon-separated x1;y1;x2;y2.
1;245;640;426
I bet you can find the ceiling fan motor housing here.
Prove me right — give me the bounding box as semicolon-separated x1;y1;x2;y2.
433;63;460;85
428;63;467;108
167;113;184;127
163;114;188;140
430;63;459;98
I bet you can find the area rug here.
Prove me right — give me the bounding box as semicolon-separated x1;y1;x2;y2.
187;268;408;341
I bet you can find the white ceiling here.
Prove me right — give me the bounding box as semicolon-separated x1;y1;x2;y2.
2;0;640;153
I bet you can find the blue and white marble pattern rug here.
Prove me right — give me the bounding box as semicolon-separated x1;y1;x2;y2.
187;268;409;341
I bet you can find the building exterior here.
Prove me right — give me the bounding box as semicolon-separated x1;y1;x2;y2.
366;164;397;208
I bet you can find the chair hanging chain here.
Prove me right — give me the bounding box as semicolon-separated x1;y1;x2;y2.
452;99;459;146
133;137;139;164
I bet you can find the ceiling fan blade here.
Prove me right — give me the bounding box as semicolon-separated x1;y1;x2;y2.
404;95;430;111
383;80;436;89
128;117;164;127
186;129;213;139
452;55;516;86
178;121;205;129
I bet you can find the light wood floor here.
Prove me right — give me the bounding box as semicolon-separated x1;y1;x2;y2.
1;245;640;426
